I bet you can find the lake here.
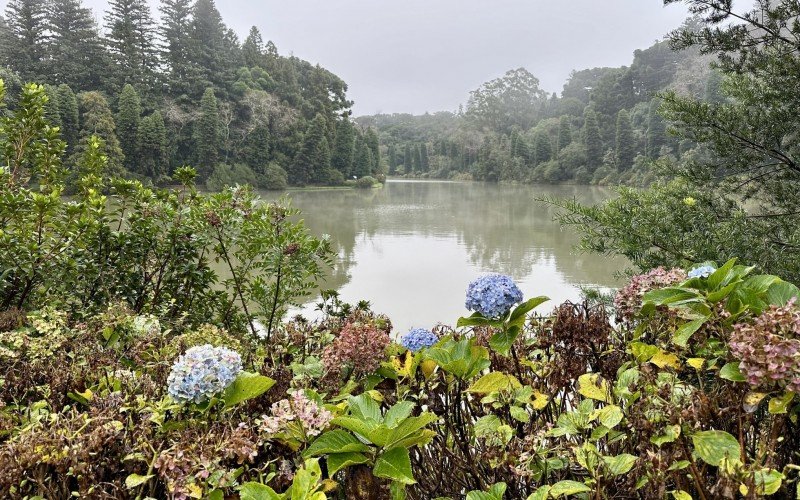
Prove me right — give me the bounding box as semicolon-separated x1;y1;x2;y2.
261;180;627;334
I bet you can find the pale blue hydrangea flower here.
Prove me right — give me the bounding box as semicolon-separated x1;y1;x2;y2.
167;344;242;404
465;274;523;319
400;328;438;352
688;265;716;279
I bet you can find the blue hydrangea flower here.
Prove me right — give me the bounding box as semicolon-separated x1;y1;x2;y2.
465;274;524;319
688;265;716;279
400;328;438;352
167;344;242;404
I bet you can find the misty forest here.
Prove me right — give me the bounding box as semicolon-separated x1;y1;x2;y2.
1;0;800;499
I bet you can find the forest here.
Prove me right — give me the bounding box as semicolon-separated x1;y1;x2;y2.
360;17;719;186
0;0;383;190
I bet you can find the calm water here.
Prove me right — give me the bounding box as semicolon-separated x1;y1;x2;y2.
261;180;627;334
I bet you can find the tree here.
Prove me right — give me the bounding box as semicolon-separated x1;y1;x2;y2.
47;0;109;90
387;143;397;174
3;0;47;80
74;91;125;175
137;110;167;178
364;127;381;173
195;87;221;178
332;119;355;177
465;68;547;133
242;26;265;68
583;106;603;172
117;84;142;172
646;99;668;159
159;0;195;97
557;115;572;152
533;129;552;166
190;0;230;95
104;0;158;90
420;143;430;172
56;84;79;155
292;113;330;185
353;138;373;178
614;109;635;171
404;143;413;173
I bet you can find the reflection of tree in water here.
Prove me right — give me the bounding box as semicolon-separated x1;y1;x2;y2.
260;181;625;296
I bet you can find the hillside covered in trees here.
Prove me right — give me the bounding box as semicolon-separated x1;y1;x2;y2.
0;0;383;189
359;18;719;186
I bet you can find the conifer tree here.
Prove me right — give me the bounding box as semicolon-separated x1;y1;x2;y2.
138;110;167;178
353;138;373;178
404;143;413;172
242;26;265;68
3;0;47;80
48;0;108;90
387;144;397;174
292;113;331;185
43;84;62;129
331;119;355;177
195;87;221;178
420;143;430;172
56;84;79;155
74;91;125;175
159;0;194;96
533;129;552;165
413;144;422;173
364;127;380;173
646;99;668;159
190;0;229;95
0;14;8;66
615;109;635;171
243;125;270;171
583;106;603;172
557;115;572;152
117;84;142;172
105;0;158;90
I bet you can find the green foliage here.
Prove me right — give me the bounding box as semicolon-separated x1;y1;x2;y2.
116;84;141;172
195;87;221;178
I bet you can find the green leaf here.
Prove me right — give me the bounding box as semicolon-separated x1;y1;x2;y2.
222;372;275;407
691;430;740;466
754;468;783;495
603;454;637;476
743;275;781;294
466;371;522;394
577;373;609;402
768;392;794;414
526;486;551;500
671;491;692;500
385;413;438;449
510;406;530;423
467;482;508;500
326;452;369;476
630;342;659;363
239;482;281;500
331;416;381;444
672;317;708;347
384;401;415;428
767;281;800;306
549;480;592;497
643;287;701;307
304;430;370;457
595;405;623;429
374;447;415;485
457;312;491;328
207;489;224;500
348;393;383;422
124;473;153;489
719;362;745;382
489;326;520;356
508;296;549;327
707;258;736;289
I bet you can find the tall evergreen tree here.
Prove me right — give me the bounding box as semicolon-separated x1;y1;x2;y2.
48;0;109;90
190;0;229;95
56;84;79;155
614;109;635;171
404;143;413;173
0;15;8;66
43;84;63;129
158;0;195;97
104;0;158;91
292;113;330;185
364;127;380;173
331;119;355;177
583;106;603;172
195;87;221;178
387;144;397;174
646;99;668;159
353;138;373;178
243;125;270;171
557;115;572;152
242;26;265;68
533;129;552;165
420;143;430;172
74;91;125;175
138;111;167;178
117;84;142;172
3;0;47;80
413;144;422;173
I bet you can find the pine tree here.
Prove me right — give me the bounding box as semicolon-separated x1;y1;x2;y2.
3;0;47;80
0;15;8;66
243;125;270;171
387;144;397;174
364;127;380;173
104;0;158;90
195;88;221;178
292;114;331;185
557;115;572;152
56;84;79;155
583;106;603;172
159;0;195;97
242;26;265;68
533;129;552;165
74;91;125;175
413;144;422;173
615;109;635;171
331;119;355;177
404;143;413;172
117;84;142;172
646;99;667;159
43;84;62;129
420;143;430;172
138;110;167;178
47;0;109;90
353;138;373;178
190;0;229;95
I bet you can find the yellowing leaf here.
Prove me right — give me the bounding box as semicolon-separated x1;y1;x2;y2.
743;392;767;412
687;358;705;371
466;372;522;394
650;350;681;370
577;373;610;402
768;392;794;414
420;359;437;378
531;390;550;410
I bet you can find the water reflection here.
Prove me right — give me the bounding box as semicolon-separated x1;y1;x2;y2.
261;180;627;333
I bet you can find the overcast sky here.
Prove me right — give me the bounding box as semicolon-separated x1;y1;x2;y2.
5;0;691;115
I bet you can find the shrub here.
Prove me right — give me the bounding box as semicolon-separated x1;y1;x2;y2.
354;175;377;188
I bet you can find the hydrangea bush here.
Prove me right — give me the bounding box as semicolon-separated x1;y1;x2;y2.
465;274;524;319
400;328;439;352
613;266;687;322
167;344;243;404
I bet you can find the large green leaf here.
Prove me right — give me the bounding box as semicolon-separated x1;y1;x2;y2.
707;258;737;289
239;482;281;500
673;317;708;347
466;482;508;500
457;312;492;328
549;480;592;497
385;413;438;449
508;296;549;328
692;430;740;466
603;454;637;476
643;287;702;307
326;452;369;476
719;362;745;382
767;281;800;306
489;326;520;356
222;372;275;407
577;373;610;402
373;447;415;485
348;394;383;422
384;401;415;428
331;416;381;445
304;430;370;457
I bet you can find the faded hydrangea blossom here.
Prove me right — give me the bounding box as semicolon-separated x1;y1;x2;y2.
688;265;716;279
167;344;242;404
730;299;800;393
322;322;390;376
260;391;333;437
465;274;523;319
400;328;438;352
614;267;687;322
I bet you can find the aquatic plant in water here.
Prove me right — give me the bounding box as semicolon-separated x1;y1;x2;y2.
167;344;243;404
400;328;438;352
465;274;523;319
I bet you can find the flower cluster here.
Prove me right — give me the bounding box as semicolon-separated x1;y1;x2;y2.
465;274;523;319
688;265;716;279
614;267;687;322
260;391;333;437
730;299;800;393
322;322;390;376
167;344;242;404
400;328;439;352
